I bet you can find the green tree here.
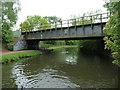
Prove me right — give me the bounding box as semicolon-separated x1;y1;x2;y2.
2;0;20;43
43;16;62;28
20;15;50;32
103;1;120;66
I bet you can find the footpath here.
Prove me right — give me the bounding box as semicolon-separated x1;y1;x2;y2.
1;47;35;56
2;50;35;56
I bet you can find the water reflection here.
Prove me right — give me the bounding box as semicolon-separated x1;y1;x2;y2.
65;56;77;65
2;47;118;88
12;63;80;88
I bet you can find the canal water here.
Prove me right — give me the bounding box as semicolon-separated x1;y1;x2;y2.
2;47;118;88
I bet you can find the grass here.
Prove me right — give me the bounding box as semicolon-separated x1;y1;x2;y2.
48;45;78;50
1;51;42;64
41;44;59;48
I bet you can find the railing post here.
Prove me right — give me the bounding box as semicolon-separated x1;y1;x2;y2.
74;19;76;26
59;20;63;36
90;16;94;34
100;14;102;23
55;22;57;36
100;14;103;34
55;22;57;28
74;19;77;36
50;21;51;32
67;20;70;36
82;17;84;25
82;17;85;35
90;16;92;24
40;30;42;39
60;21;62;28
67;20;69;27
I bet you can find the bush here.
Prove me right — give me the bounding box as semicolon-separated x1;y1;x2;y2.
2;28;14;43
7;43;14;51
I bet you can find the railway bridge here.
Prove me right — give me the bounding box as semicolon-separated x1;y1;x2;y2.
21;12;110;49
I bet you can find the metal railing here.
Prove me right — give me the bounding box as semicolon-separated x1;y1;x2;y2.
21;12;111;33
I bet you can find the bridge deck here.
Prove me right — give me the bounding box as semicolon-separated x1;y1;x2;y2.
22;22;106;40
21;12;111;40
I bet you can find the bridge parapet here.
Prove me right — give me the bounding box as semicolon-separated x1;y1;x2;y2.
22;12;111;40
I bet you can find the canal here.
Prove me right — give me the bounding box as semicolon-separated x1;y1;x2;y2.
2;47;118;88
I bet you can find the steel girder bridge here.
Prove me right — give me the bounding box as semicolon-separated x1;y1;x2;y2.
21;12;111;49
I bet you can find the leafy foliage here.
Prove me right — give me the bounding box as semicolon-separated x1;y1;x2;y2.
103;1;120;65
20;15;50;32
2;22;13;42
43;16;62;28
2;0;20;43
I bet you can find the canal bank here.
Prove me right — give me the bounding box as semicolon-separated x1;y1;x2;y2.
1;45;77;64
1;50;42;64
2;47;119;88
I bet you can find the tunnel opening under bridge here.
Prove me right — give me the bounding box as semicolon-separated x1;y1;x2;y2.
25;37;105;52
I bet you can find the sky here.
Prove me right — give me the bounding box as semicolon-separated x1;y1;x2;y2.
15;0;107;29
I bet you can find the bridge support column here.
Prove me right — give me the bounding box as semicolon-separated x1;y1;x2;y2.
26;40;39;50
